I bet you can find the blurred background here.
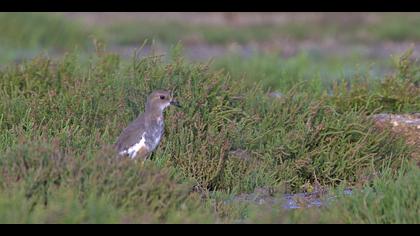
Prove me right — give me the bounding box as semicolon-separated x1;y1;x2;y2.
1;12;419;79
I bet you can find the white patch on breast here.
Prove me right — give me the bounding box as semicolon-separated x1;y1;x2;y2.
119;132;147;159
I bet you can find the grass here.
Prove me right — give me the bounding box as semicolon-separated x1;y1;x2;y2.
0;13;91;50
105;21;277;46
368;13;420;42
0;13;96;64
0;13;419;58
213;48;420;114
0;12;419;224
104;13;420;46
0;41;418;223
0;140;217;223
0;44;412;191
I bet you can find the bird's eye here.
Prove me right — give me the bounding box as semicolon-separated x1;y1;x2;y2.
160;95;165;100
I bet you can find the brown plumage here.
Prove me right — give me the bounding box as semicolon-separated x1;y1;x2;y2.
115;90;181;160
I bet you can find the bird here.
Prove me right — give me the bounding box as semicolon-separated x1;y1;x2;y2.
115;90;181;160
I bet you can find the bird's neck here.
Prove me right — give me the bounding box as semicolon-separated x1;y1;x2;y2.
144;106;164;123
146;104;163;113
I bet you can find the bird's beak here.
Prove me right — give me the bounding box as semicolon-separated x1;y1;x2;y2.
170;99;182;108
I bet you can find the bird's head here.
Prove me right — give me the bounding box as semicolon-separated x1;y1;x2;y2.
146;90;181;112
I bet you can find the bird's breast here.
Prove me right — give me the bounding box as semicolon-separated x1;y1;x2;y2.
144;122;164;151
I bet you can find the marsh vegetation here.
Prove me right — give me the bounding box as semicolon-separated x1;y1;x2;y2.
0;12;419;223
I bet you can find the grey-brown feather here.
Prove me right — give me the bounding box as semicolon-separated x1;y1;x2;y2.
115;112;164;154
115;114;148;152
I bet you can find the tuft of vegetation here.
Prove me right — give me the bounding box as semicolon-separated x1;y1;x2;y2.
329;48;420;113
0;140;221;223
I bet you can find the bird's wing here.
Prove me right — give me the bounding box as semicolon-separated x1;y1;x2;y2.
115;114;147;152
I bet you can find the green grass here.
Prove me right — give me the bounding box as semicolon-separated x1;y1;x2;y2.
106;21;282;46
0;12;419;223
213;49;420;114
0;13;97;64
0;42;418;223
1;13;419;58
104;13;420;46
212;51;386;91
0;13;91;49
367;13;420;42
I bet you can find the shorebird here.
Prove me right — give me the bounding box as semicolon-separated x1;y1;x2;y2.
115;90;181;160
